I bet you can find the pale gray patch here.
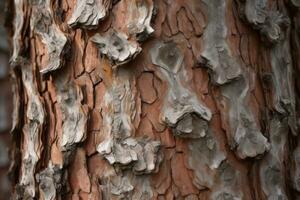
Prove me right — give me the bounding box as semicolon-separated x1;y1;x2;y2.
243;0;289;44
188;129;226;189
270;33;297;135
259;118;289;199
125;0;154;41
260;11;289;44
131;175;153;200
200;0;242;85
11;72;21;133
36;163;62;200
244;0;267;26
199;0;269;159
110;176;134;197
96;70;162;174
20;64;45;197
220;78;270;159
150;41;212;139
91;31;141;65
68;0;111;29
31;0;67;73
97;137;161;174
54;82;88;151
104;171;154;200
210;162;243;200
10;0;26;65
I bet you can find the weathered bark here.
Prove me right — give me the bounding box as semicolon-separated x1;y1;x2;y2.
6;0;300;199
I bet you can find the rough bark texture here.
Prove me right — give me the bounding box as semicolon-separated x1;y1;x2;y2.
6;0;300;199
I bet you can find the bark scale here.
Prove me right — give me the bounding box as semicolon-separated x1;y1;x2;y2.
6;0;300;199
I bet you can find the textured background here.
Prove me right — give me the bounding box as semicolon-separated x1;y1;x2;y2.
5;0;300;199
0;1;12;198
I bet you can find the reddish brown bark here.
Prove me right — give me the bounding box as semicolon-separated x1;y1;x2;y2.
6;0;300;199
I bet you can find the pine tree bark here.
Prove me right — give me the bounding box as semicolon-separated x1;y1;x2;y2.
6;0;300;199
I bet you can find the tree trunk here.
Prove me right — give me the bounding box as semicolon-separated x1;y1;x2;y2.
6;0;300;199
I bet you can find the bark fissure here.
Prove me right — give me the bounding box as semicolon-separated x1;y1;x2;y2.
7;0;300;199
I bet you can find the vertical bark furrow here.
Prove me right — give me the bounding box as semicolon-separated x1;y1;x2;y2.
7;0;300;199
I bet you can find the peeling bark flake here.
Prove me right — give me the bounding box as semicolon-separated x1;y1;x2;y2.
243;0;289;44
91;30;141;66
113;0;154;40
187;129;226;189
36;163;62;200
31;0;67;73
220;77;270;159
200;0;242;85
10;0;27;65
68;0;112;29
54;80;88;151
259;118;288;199
20;64;45;197
150;41;212;138
96;70;162;174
